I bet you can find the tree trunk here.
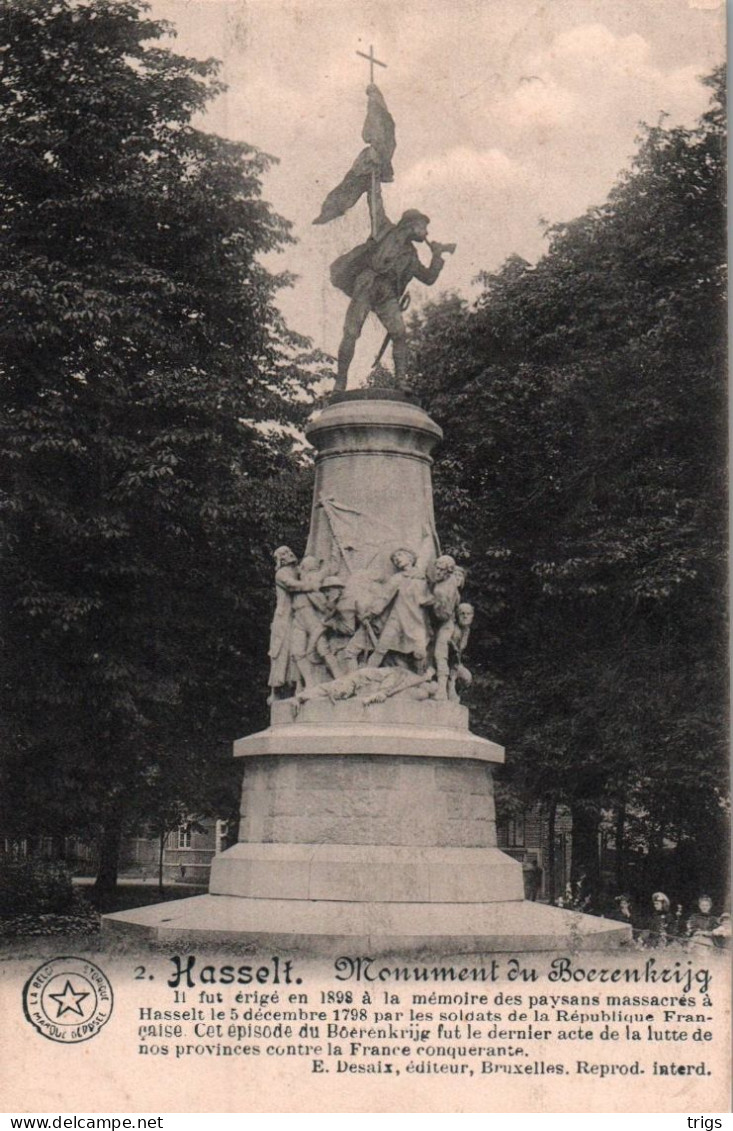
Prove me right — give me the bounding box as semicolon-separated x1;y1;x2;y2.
547;801;557;904
158;831;166;894
570;802;601;902
93;810;123;908
615;800;626;893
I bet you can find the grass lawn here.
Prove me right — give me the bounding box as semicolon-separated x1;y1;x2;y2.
0;882;208;957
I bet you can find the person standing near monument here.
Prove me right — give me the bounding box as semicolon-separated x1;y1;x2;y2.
640;891;678;947
686;894;719;942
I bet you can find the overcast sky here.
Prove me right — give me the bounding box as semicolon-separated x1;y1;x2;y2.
148;0;724;379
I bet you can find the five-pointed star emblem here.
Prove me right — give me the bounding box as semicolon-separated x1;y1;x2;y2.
48;979;90;1019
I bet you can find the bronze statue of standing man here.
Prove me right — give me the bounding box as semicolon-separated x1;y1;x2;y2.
313;50;455;391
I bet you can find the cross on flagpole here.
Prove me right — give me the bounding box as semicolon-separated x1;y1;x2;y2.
356;44;387;84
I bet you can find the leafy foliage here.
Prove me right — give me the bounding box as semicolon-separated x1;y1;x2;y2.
409;67;727;902
0;859;73;916
0;0;319;890
0;890;100;939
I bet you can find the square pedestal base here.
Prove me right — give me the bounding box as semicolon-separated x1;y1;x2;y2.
103;894;631;952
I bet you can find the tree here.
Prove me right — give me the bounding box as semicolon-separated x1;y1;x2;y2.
409;67;727;903
0;0;320;899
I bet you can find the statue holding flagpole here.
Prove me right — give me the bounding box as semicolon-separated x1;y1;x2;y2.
313;48;456;392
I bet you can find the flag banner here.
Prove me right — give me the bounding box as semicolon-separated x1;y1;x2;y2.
313;85;396;224
361;84;396;175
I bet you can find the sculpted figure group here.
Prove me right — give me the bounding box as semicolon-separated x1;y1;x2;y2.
268;545;474;706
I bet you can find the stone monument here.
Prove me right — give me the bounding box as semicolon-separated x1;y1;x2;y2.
104;52;629;951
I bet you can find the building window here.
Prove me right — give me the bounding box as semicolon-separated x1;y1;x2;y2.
177;826;192;850
215;820;229;854
506;816;525;848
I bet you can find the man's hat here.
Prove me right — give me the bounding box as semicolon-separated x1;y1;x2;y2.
399;209;430;227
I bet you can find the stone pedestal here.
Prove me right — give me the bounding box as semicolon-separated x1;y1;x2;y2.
304;392;443;576
103;392;630;951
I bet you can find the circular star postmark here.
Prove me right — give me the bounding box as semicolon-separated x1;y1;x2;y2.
23;956;114;1043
